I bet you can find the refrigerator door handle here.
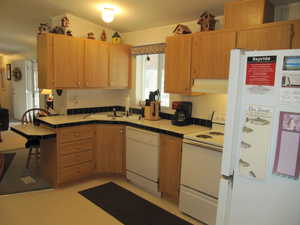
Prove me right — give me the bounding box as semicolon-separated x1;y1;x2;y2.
222;174;234;181
222;170;235;188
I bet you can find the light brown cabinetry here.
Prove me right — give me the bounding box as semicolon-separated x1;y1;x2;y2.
85;39;109;88
109;44;131;88
41;125;96;186
96;125;125;174
192;30;237;79
37;33;131;89
224;0;274;29
159;134;182;202
57;125;96;184
291;20;300;49
37;34;54;89
237;23;293;50
38;34;85;89
165;35;192;94
52;35;85;88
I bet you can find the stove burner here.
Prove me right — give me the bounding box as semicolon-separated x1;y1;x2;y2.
196;134;213;139
209;131;224;136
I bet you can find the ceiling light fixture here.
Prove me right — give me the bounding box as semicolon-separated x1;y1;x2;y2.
102;7;115;23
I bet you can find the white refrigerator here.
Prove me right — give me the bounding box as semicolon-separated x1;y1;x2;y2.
217;49;300;225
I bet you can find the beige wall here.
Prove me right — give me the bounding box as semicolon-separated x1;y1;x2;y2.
0;55;12;114
51;13;116;42
123;16;224;46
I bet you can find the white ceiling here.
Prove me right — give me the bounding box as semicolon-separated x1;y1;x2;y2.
0;0;299;55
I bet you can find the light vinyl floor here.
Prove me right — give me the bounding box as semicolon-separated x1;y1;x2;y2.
0;177;203;225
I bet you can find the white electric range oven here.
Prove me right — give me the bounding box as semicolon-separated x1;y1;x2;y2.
180;124;224;225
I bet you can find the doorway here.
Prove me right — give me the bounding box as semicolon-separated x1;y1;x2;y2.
11;60;39;121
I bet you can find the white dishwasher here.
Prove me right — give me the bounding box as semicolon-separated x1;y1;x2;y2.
126;126;161;196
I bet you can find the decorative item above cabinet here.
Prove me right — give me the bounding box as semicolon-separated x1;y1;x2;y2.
37;33;131;90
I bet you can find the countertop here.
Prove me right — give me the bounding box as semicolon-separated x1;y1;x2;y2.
37;113;210;137
10;124;56;139
0;130;27;153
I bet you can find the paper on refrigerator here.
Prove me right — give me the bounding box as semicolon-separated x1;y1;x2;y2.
239;105;273;180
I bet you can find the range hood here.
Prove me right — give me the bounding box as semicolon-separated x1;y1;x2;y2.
192;79;228;94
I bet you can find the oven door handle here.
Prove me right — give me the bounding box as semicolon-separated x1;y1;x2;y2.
183;139;223;152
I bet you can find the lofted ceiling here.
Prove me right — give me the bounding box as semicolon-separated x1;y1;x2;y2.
0;0;299;55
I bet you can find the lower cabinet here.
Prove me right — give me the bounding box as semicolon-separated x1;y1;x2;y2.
159;134;183;202
40;123;183;198
96;125;125;174
41;125;96;186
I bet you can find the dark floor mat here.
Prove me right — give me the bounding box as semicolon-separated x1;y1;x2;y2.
0;153;16;182
79;182;193;225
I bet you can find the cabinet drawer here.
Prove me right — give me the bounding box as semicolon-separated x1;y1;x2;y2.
60;150;93;168
59;161;94;183
58;126;95;144
59;139;94;155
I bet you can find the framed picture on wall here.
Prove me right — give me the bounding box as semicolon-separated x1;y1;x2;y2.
6;64;11;80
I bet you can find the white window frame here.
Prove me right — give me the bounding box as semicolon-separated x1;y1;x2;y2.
135;53;169;107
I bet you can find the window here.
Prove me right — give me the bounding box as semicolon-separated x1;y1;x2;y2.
136;53;170;107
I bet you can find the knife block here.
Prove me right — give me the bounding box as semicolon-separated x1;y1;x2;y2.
144;101;160;121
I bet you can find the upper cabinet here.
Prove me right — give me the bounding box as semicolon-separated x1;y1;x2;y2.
291;20;300;49
237;23;293;50
192;30;237;79
109;44;131;89
164;19;300;95
224;0;274;29
37;33;131;90
52;35;85;89
85;39;109;88
165;35;192;94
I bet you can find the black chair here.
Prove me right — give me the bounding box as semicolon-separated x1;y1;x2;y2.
0;154;4;180
21;108;49;169
0;107;9;180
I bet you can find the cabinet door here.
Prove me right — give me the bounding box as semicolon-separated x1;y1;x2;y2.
109;44;131;88
224;0;274;29
85;40;109;88
37;34;54;89
292;21;300;49
53;35;84;88
165;35;192;94
192;31;236;79
96;125;125;174
159;134;182;202
237;23;292;50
